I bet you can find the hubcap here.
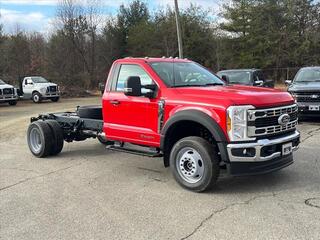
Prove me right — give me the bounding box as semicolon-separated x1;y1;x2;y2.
176;147;204;184
34;95;39;102
29;128;42;153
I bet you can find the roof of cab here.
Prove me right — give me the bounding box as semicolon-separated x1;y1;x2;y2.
115;57;192;64
299;66;320;70
217;69;260;73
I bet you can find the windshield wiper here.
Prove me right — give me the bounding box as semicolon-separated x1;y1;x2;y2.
173;84;204;88
297;79;320;82
204;83;224;86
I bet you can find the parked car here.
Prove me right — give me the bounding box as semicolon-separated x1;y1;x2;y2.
286;66;320;117
18;76;60;103
217;69;274;88
0;79;18;105
27;57;300;192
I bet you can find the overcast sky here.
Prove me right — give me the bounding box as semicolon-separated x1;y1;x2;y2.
0;0;225;34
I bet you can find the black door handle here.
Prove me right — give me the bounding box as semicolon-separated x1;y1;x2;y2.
110;100;120;105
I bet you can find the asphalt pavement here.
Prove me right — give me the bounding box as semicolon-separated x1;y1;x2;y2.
0;97;319;240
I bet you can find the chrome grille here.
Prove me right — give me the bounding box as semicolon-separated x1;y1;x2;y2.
293;92;320;103
3;88;14;95
247;104;298;137
47;86;57;93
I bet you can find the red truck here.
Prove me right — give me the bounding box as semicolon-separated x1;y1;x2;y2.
27;57;300;192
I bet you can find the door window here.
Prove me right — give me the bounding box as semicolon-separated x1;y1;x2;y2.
116;64;153;91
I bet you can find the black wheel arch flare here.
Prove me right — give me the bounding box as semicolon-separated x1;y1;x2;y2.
160;109;229;167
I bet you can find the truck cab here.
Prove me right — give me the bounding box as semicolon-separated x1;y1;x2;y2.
0;79;18;105
217;69;274;88
287;66;320;117
27;58;300;192
20;76;60;103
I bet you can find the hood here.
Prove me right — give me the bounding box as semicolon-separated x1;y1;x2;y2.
0;83;14;89
173;85;294;108
288;81;320;92
34;82;57;87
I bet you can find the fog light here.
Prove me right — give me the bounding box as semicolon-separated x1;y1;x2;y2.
232;148;256;157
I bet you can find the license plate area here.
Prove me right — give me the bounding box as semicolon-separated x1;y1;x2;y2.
282;142;292;156
309;105;320;111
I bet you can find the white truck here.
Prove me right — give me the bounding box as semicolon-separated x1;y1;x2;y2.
19;76;60;103
0;79;18;105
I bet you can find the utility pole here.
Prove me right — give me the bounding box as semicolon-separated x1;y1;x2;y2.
174;0;183;58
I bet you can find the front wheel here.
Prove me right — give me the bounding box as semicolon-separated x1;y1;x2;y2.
169;136;220;192
32;92;42;103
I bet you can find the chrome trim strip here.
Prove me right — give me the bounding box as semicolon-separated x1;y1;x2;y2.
157;100;165;133
227;130;300;162
248;104;298;120
248;120;298;136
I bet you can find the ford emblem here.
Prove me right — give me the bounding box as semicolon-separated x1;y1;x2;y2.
278;114;290;126
311;95;318;99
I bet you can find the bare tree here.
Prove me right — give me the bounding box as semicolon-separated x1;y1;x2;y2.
56;0;102;87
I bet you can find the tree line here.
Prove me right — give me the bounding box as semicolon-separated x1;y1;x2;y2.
0;0;319;90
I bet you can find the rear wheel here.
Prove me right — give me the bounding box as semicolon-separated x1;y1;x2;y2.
27;121;54;158
32;92;42;103
46;120;64;155
169;136;220;192
8;100;17;106
51;97;60;102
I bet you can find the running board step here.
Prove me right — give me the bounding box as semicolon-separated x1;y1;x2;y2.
106;145;163;157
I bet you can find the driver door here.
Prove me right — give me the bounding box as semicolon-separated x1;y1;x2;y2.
23;77;34;98
104;64;160;147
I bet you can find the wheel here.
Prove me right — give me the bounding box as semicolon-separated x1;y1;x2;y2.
32;92;42;103
97;135;114;145
51;97;60;102
77;105;102;120
45;120;64;155
8;100;17;106
27;121;54;158
169;136;220;192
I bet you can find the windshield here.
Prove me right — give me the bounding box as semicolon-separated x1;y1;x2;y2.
31;77;49;83
294;68;320;82
150;62;224;87
217;71;251;85
0;79;5;85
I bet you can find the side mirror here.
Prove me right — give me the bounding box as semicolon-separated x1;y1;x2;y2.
221;75;229;83
285;80;292;86
124;76;142;96
254;80;263;86
98;82;105;94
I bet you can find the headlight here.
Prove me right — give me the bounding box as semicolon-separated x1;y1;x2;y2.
40;87;47;93
227;105;255;141
289;92;297;103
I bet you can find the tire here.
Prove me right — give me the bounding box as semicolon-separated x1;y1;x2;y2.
27;121;54;158
32;92;42;103
169;136;220;192
51;97;60;102
77;105;102;120
46;120;64;155
97;135;114;145
8;100;17;106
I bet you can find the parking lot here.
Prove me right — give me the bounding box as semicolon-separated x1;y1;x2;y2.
0;97;319;240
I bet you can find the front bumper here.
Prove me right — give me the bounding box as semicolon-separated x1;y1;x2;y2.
297;102;320;116
226;130;300;176
0;95;18;102
43;92;60;98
